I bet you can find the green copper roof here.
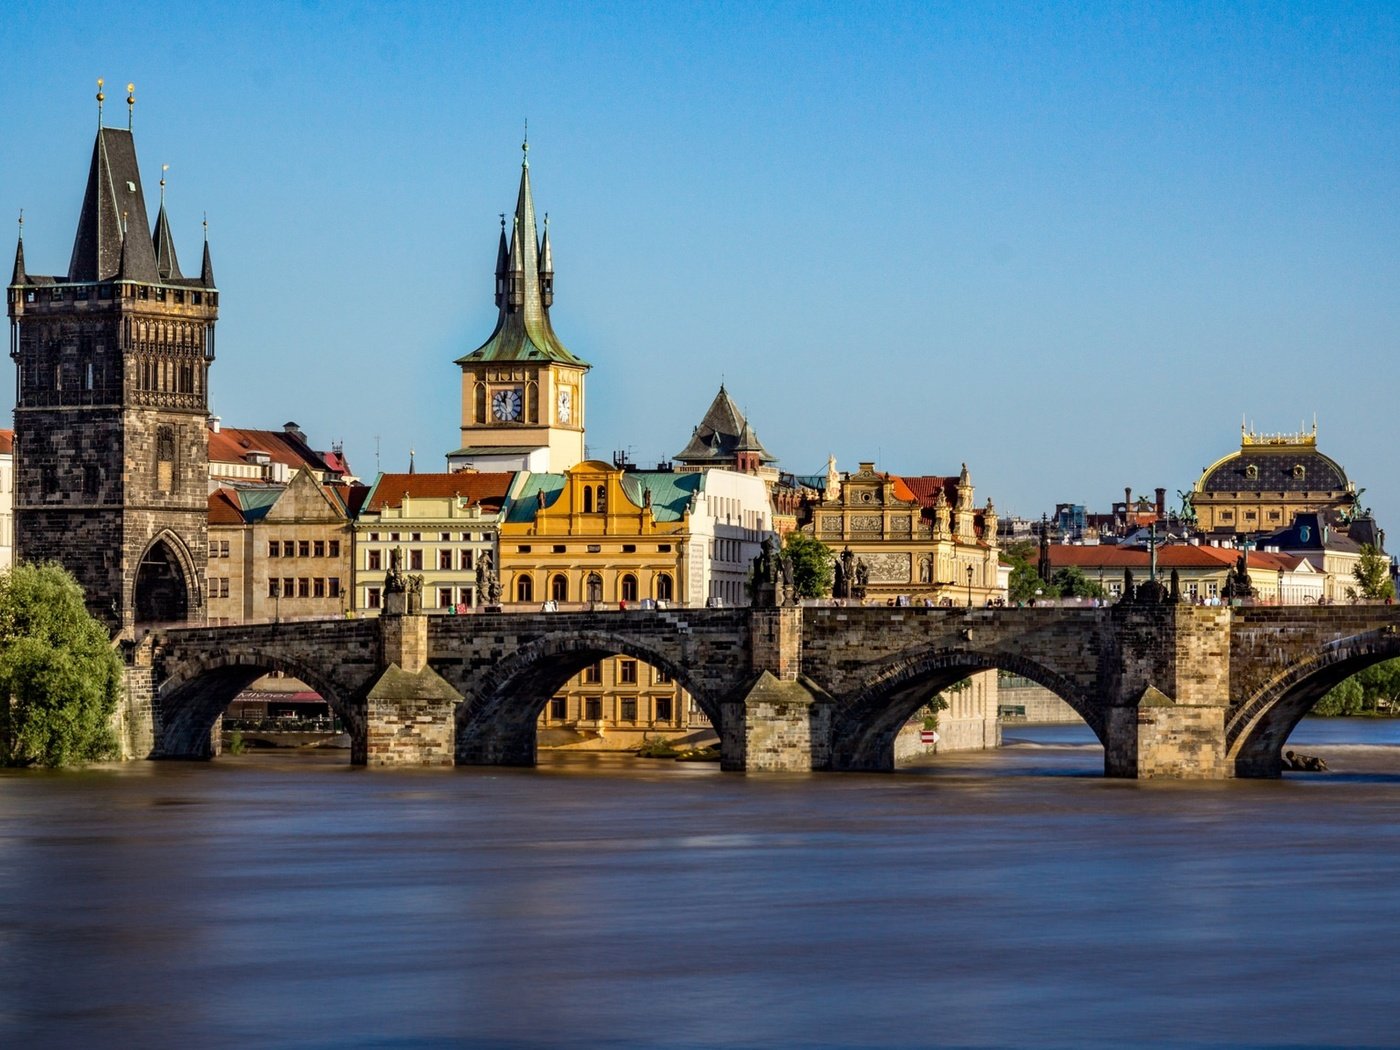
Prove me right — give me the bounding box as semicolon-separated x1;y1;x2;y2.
456;148;590;369
505;473;567;523
620;472;701;522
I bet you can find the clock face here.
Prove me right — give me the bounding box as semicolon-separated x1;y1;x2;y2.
491;387;523;422
557;387;573;424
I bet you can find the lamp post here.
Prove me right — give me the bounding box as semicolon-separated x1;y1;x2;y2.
271;579;281;624
1278;568;1286;606
966;564;974;607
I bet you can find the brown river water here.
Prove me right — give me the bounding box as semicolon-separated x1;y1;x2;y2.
3;720;1400;1049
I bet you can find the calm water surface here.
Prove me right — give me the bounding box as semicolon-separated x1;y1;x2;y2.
3;719;1400;1049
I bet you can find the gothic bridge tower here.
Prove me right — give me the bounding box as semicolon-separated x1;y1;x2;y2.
6;85;217;633
450;139;591;473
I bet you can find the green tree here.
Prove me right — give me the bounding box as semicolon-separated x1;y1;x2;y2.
1350;544;1395;601
1049;566;1106;599
0;563;121;768
1009;561;1056;604
783;532;834;598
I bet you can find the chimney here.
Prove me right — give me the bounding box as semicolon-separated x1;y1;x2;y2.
1155;488;1166;519
283;420;305;442
208;415;221;434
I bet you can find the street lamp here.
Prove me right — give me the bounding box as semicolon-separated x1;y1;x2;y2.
271;579;281;624
1278;568;1286;607
966;564;974;608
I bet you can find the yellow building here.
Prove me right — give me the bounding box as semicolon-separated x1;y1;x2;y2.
1190;424;1360;535
501;461;709;748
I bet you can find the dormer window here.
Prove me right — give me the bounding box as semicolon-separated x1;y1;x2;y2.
1245;464;1258;480
1292;464;1306;479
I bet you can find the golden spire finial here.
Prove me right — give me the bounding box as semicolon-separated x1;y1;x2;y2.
96;78;105;125
127;83;135;130
160;163;169;204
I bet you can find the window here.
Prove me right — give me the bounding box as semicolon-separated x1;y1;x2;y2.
459;549;473;570
550;696;566;720
584;663;602;684
515;575;534;602
622;544;636;553
655;668;673;684
367;587;382;609
583;487;594;513
440;532;451;542
656;573;673;603
439;587;453;608
459;587;474;607
298;578;310;598
655;696;673;721
439;549;453;570
329;578;341;598
551;574;568;602
658;544;672;553
218;578;229;598
620;660;638;684
283;577;294;598
313;578;326;598
518;545;531;553
409;549;423;571
596;485;607;512
368;549;382;571
552;544;566;553
268;579;280;598
314;540;325;558
620;697;637;721
329;540;341;558
269;540;281;558
156;426;176;494
219;540;230;558
585;698;602;720
621;574;638;603
586;573;603;603
299;541;310;558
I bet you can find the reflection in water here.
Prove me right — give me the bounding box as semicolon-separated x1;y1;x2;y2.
1;721;1399;1047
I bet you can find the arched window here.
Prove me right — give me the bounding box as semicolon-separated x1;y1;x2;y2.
621;574;638;603
550;574;568;602
586;572;603;603
515;574;534;603
597;485;607;513
656;573;673;603
583;487;594;513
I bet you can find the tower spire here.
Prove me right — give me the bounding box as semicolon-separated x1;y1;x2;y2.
200;213;216;287
126;82;134;131
152;164;183;281
96;78;104;127
10;211;24;286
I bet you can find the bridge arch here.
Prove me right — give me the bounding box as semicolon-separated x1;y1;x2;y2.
828;645;1100;772
156;648;359;759
454;629;719;766
1228;628;1400;776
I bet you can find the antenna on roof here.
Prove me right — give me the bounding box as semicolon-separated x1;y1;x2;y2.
96;78;105;126
126;82;135;130
374;434;381;474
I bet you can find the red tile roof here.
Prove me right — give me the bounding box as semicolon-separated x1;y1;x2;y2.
1043;544;1307;572
0;429;13;455
208;488;247;525
208;425;334;476
366;472;514;513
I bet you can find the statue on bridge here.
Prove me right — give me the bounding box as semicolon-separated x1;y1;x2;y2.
384;547;424;615
751;536;798;608
1222;549;1255;602
476;551;502;609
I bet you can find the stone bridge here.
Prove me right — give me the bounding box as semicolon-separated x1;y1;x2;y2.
125;603;1400;778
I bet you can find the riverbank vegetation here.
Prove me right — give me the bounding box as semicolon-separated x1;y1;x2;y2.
1316;659;1400;716
0;563;122;768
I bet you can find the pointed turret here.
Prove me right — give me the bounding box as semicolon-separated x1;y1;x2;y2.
200;237;215;288
493;217;508;307
539;215;554;308
456;141;587;367
68;128;158;282
152;194;183;281
10;233;24;287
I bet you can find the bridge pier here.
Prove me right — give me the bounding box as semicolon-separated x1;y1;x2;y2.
721;606;831;772
362;608;462;767
1103;605;1232;779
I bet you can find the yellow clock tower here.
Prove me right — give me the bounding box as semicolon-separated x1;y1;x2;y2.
450;140;590;473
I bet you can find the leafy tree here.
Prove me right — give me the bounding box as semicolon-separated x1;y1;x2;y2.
783;532;834;598
1009;561;1056;603
1350;544;1395;601
1049;566;1106;599
0;563;121;767
1314;675;1364;716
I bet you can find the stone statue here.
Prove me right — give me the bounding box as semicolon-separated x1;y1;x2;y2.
476;550;502;608
919;554;933;584
383;547;423;615
752;535;781;608
780;551;796;606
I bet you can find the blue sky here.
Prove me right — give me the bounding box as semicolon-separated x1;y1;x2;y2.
4;2;1398;529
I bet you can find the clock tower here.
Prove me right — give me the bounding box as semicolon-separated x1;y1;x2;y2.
450;140;589;473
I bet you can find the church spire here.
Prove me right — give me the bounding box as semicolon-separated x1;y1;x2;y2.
493;214;508;307
68;125;158;282
152;165;183;281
